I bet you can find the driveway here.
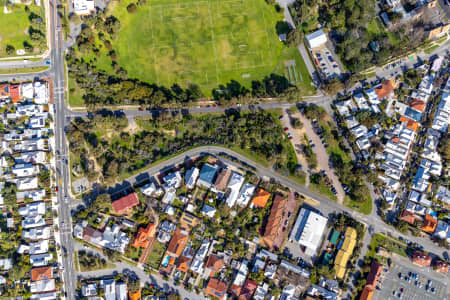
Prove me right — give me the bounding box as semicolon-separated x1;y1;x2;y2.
295;113;346;203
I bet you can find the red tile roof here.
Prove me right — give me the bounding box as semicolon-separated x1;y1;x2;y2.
239;279;257;300
132;223;155;249
261;193;296;250
205;255;224;274
9;84;20;101
359;285;374;300
31;266;53;281
411;251;431;267
205;278;228;299
410;99;426;112
366;261;383;287
375;79;395;99
167;228;189;257
112;193;139;214
399;210;417;225
422;214;437;234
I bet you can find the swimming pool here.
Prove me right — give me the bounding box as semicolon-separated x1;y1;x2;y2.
161;255;170;267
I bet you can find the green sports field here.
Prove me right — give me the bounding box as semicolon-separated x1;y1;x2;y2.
79;0;313;96
0;1;45;57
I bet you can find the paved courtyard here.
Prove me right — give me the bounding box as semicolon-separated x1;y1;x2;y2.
374;256;449;300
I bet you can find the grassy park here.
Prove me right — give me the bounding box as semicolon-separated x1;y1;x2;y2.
0;1;46;57
72;0;313;102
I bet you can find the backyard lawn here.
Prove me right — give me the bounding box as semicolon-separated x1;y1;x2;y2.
0;1;46;57
147;241;166;269
71;0;314;102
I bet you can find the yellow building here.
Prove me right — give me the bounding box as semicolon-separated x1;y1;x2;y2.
334;226;357;279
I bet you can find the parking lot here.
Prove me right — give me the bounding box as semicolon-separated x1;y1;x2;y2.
374;258;448;300
312;47;341;80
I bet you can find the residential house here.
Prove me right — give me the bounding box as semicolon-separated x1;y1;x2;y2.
30;279;55;293
253;283;269;300
116;282;127;300
180;211;200;229
185;167;199;189
132;223;155;249
239;279;257;300
17;176;39;190
101;279;116;300
30;253;53;267
205;278;228;300
230;259;249;295
225;172;245;207
201;204;216;218
0;84;9;99
163;171;182;190
251;189;271;208
166;228;189;258
422;214;437;234
140;181;163;197
434;260;449;273
190;239;211;274
236;182;256;207
214;168;231;192
335;99;357;117
176;245;195;273
81;283;98;297
31;266;53;281
197;163;219;188
112;193;139;214
205;255;225;277
73;0;95;15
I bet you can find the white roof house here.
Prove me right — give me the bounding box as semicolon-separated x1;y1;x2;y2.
33;81;48;104
432;92;450;132
418;74;434;95
17;176;39;190
30;253;53;267
163;171;182;190
18;201;46;216
306;29;327;49
253;283;269;300
29;239;49;255
356;137;370;150
236;182;256;207
30;292;57;300
232;259;249;287
100;279;116;300
140;181;163;197
190;239;211;273
350;125;368;139
116;282;127;300
344;115;359;129
23;226;51;240
16;189;46;202
81;283;98;297
100;224;130;253
30;279;55;293
22;82;34;99
73;0;95;15
29;115;47;128
16;151;46;164
14;139;46;152
225;172;245;207
12;163;39;177
365;88;380;105
354;93;370;110
22;215;46;229
335;99;357;117
435;186;450;205
289;208;328;256
201;204;216;218
185;167;199;190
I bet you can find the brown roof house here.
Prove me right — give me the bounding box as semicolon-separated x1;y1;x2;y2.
261;193;296;250
112;193;139;214
166;228;189;258
205;278;228;300
360;260;383;300
214;168;232;192
205;255;225;277
31;266;53;281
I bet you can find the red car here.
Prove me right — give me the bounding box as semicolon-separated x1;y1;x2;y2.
284;127;289;131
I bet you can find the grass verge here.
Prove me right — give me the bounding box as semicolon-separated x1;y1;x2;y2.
0;66;48;74
344;196;372;215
